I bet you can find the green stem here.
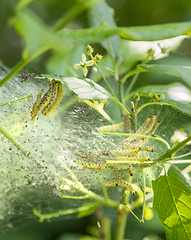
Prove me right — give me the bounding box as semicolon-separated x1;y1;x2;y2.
141;170;146;222
0;59;28;88
124;72;140;98
53;2;86;30
115;173;131;240
1;2;86;87
0;124;29;156
130;103;137;132
136;102;177;114
0;94;33;107
89;52;116;97
33;206;87;222
111;98;130;115
156;134;191;163
0;45;50;88
99;132;171;150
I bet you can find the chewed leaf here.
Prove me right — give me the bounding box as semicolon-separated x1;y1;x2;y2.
152;166;191;240
40;74;112;100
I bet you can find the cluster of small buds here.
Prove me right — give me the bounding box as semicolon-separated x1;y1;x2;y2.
86;44;94;55
74;45;103;77
93;53;103;62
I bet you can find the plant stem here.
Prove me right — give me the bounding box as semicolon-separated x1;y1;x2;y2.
94;62;116;97
53;2;86;30
0;45;49;88
136;102;177;114
0;2;86;87
0;124;29;156
115;173;131;240
156;134;191;163
0;59;27;87
124;72;140;98
111;98;130;115
0;94;33;106
130;102;137;132
99;132;171;150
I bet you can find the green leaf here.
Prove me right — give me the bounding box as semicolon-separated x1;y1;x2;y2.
77;202;101;218
41;74;112;100
59;21;191;44
61;22;117;44
139;64;191;87
11;9;67;59
152;166;191;240
87;1;120;59
118;22;191;41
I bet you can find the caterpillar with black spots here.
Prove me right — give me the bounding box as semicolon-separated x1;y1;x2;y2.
38;80;53;110
104;180;135;195
31;79;63;120
42;80;63;116
98;121;124;132
31;89;44;122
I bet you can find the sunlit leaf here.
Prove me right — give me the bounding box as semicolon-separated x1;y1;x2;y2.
41;74;112;100
152;166;191;240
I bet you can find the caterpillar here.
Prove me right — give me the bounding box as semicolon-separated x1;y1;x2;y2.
122;143;154;152
110;148;142;156
31;79;63;121
74;160;105;171
38;80;53;110
104;180;135;195
41;80;58;115
123;114;158;144
43;80;63;116
105;164;121;183
136;116;151;135
122;114;131;134
31;89;44;122
141;114;157;135
128;166;133;176
117;156;150;162
147;120;161;135
98;121;124;132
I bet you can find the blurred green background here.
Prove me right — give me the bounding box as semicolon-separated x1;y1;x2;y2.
1;0;191;69
0;0;191;240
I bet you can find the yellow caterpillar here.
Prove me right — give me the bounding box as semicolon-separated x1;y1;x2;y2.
141;114;157;135
110;148;142;156
105;164;120;183
98;121;124;132
104;180;135;195
42;80;59;115
117;156;150;162
31;79;63;121
43;80;63;116
74;160;105;171
122;143;154;152
122;114;131;134
148;120;161;135
31;89;44;122
38;80;53;110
